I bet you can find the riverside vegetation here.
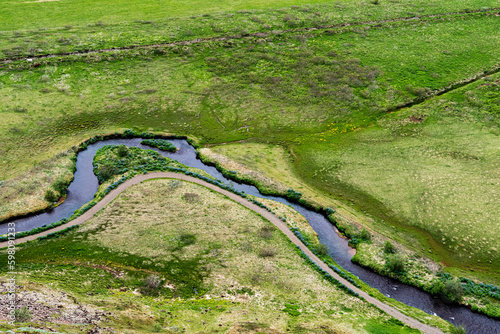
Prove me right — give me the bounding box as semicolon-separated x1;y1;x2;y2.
1;0;500;330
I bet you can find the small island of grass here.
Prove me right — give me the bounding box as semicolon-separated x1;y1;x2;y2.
140;139;177;152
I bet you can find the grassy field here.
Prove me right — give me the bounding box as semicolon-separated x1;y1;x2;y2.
1;11;499;180
1;0;500;324
207;72;500;284
1;0;498;32
0;179;435;333
2;2;500;59
292;72;500;278
0;148;74;222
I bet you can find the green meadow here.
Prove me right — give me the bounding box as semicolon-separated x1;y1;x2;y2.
293;72;500;278
1;0;500;327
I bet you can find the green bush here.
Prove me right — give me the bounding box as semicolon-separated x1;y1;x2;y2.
385;254;405;274
429;279;464;303
443;279;464;303
44;189;59;202
359;228;371;241
116;144;129;157
314;243;329;256
429;279;445;296
286;189;302;201
14;307;32;322
97;164;118;182
52;176;69;195
383;241;396;254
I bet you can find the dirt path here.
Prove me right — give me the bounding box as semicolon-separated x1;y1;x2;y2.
1;172;444;334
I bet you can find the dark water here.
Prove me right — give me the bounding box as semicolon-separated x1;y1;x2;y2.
2;138;499;333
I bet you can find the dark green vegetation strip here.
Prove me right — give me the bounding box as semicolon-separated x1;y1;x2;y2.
140;139;178;152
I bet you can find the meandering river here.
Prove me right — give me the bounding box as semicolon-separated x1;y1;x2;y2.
2;138;499;333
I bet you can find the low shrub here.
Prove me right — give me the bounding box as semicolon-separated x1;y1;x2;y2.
443;279;464;303
259;247;276;258
314;243;329;256
241;242;253;252
451;325;466;334
286;189;302;201
169;180;182;189
44;189;59;202
52;175;72;195
141;139;177;152
428;279;445;296
14;307;32;322
348;228;371;247
258;226;274;240
178;232;196;247
383;241;396;254
183;192;200;203
429;277;464;303
141;274;163;296
385;254;406;274
97;164;118;182
359;228;371;241
116;145;129;157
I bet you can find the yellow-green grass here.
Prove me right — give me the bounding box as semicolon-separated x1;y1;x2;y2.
0;149;74;222
200;136;500;319
0;179;424;333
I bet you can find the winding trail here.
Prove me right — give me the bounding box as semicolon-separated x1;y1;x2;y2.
2;171;444;334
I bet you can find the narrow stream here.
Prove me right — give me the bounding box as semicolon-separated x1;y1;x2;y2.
2;138;499;333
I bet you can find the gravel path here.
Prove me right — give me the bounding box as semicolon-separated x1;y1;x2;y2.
1;172;445;334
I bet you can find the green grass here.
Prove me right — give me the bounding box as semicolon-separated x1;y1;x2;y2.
1;0;498;32
1;0;500;321
0;148;75;221
0;179;436;333
1;12;499;181
293;72;500;280
1;2;499;59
